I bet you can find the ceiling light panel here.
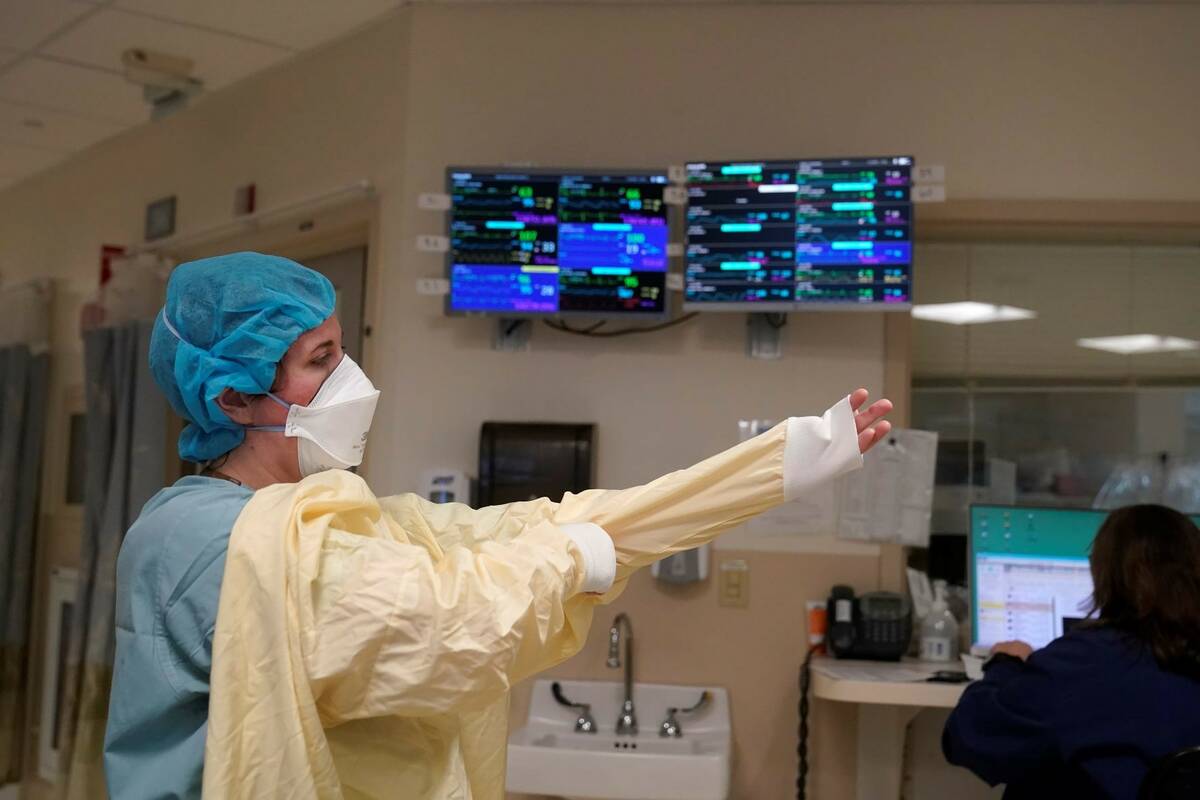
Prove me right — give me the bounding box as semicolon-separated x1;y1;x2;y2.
1076;335;1200;355
911;301;1037;325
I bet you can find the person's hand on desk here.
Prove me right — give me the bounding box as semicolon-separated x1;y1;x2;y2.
850;389;893;454
990;641;1034;662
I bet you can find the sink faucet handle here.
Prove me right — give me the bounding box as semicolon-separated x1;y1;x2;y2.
676;690;710;715
659;691;711;738
551;682;597;734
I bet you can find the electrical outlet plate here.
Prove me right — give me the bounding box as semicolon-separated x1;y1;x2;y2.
718;559;749;608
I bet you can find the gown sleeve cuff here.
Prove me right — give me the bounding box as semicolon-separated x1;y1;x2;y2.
559;522;617;594
782;394;864;502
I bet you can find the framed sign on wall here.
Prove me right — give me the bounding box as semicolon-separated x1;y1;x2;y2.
145;195;177;241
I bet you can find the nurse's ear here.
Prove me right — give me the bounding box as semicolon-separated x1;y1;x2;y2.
216;389;259;425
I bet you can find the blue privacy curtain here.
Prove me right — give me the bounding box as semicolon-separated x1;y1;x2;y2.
0;345;50;787
57;321;163;799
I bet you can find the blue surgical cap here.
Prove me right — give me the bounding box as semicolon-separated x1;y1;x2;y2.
150;252;336;462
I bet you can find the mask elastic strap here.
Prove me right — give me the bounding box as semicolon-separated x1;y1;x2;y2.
247;392;292;433
160;309;188;344
162;308;295;435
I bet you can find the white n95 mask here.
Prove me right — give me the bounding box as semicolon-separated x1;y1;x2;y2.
255;354;381;477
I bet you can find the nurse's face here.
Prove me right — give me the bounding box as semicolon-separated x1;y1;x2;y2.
260;315;346;424
235;315;344;479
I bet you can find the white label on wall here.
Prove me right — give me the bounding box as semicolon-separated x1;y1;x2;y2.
663;186;687;206
666;273;684;292
416;277;450;296
417;193;451;211
912;184;947;203
416;234;450;252
913;164;946;184
667;164;687;184
667;242;684;257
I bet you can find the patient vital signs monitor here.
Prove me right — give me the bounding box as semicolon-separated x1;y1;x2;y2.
970;505;1200;650
447;168;670;316
683;156;914;311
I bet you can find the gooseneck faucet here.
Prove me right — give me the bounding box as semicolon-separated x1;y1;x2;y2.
607;613;637;735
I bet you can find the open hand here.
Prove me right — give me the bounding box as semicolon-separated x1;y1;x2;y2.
850;389;893;454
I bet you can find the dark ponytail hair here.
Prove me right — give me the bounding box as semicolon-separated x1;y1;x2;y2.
1088;504;1200;679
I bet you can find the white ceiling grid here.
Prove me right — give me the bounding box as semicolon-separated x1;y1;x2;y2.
2;0;1198;192
0;0;403;190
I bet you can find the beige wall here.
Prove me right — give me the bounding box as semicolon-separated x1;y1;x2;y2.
2;3;1199;799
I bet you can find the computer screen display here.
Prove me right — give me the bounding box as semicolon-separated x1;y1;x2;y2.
970;505;1200;650
447;168;670;316
683;156;914;312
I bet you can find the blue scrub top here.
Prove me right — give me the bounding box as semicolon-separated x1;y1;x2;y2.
104;476;253;800
944;626;1200;799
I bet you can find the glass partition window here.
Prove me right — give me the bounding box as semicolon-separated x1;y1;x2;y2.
912;242;1200;545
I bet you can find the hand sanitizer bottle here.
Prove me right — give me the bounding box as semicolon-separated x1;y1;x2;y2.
920;583;959;662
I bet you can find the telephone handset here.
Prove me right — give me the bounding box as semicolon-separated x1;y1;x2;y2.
826;584;912;661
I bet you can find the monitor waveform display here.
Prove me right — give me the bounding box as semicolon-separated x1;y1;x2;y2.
448;168;670;316
683;156;914;311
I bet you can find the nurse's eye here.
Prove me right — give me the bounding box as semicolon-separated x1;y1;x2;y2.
311;346;345;367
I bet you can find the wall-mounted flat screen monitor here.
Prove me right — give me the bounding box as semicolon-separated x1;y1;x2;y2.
447;168;670;316
683;156;914;312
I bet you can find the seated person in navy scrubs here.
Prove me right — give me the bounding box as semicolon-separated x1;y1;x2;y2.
943;504;1200;800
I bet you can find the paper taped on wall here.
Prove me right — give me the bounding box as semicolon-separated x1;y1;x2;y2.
732;421;938;547
838;429;939;547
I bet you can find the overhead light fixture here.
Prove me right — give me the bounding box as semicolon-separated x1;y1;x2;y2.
1076;335;1200;355
911;301;1037;325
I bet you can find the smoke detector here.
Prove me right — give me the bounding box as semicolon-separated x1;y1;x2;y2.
121;48;203;119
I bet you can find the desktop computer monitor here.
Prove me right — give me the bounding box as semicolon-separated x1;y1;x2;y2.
969;504;1200;650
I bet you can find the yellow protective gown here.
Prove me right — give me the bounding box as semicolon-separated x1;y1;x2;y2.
203;397;861;799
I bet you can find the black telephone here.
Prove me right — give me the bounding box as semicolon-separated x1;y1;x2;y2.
825;584;912;661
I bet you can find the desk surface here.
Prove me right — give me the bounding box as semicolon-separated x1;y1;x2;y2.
810;657;969;708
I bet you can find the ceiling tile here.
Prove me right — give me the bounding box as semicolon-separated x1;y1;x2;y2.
0;0;94;52
42;8;293;92
0;57;147;125
0;141;67;180
0;100;127;152
112;0;401;50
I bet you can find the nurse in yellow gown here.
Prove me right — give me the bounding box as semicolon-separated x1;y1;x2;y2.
104;253;893;800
